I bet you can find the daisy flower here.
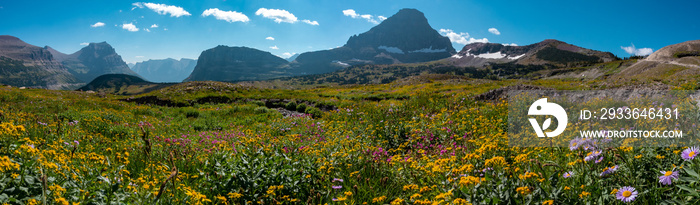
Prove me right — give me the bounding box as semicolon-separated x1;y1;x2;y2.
681;146;699;160
584;150;602;162
616;186;638;202
600;165;618;177
658;170;679;185
563;171;573;178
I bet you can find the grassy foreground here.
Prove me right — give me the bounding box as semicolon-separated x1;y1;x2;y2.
1;79;700;205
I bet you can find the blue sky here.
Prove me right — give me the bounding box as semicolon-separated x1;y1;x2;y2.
1;0;698;64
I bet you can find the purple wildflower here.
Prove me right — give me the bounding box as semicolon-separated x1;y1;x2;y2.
332;178;344;182
616;186;638;203
584;150;602;162
600;165;619;177
681;146;699;160
563;171;573;178
658;170;679;185
332;185;342;189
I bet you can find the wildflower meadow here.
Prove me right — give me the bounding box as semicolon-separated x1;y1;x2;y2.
1;80;700;205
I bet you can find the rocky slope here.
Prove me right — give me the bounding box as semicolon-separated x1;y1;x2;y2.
184;46;290;82
130;58;197;82
615;40;700;81
448;39;618;68
0;35;83;89
290;8;455;75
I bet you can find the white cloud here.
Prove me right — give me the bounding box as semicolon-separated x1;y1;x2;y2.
302;19;319;25
266;36;275;41
133;2;191;17
150;24;158;28
202;8;249;23
91;22;105;28
488;28;501;35
270;46;279;50
342;9;383;24
122;23;139;32
145;28;151;32
163;28;168;31
439;29;489;45
621;43;653;56
502;43;518;46
80;42;89;46
256;8;298;23
282;52;296;58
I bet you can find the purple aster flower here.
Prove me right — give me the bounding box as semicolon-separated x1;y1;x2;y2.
616;186;638;203
658;170;679;185
332;185;342;189
595;156;604;164
563;171;573;178
681;146;699;160
332;178;344;182
569;138;581;151
584;150;602;162
600;165;619;177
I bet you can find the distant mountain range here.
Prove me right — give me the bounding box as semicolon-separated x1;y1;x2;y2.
0;35;140;89
131;58;196;82
2;8;699;91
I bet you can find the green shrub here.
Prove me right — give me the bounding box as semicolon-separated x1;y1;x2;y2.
304;107;322;118
296;103;307;112
184;109;200;118
254;107;270;114
285;101;297;111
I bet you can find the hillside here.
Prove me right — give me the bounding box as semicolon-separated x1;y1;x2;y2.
447;39;618;70
78;74;174;95
0;35;83;89
614;40;700;85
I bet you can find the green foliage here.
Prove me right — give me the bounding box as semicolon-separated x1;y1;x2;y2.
296;103;307;113
285;101;297;111
536;46;601;65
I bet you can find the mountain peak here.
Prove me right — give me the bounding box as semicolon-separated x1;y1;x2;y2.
0;35;22;42
344;8;454;53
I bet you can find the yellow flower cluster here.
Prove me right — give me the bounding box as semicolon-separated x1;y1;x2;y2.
516;186;531;195
0;122;25;136
0;156;20;172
